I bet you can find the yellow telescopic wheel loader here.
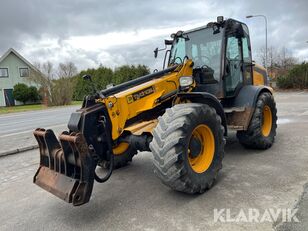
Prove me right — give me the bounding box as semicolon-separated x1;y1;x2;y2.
33;17;277;206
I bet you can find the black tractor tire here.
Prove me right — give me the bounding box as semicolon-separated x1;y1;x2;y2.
150;103;225;194
99;146;137;169
237;92;277;149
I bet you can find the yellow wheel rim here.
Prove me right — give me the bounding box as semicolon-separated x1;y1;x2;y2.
261;105;272;137
188;124;215;173
113;142;129;155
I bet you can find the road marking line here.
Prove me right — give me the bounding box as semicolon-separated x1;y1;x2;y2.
0;123;67;138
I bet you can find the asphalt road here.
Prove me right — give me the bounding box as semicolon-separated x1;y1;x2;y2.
0;106;79;154
0;92;308;230
0;106;79;136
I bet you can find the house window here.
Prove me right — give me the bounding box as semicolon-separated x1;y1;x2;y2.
19;67;29;77
0;68;9;78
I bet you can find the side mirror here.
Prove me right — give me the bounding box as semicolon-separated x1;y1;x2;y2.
82;74;97;95
164;39;173;45
154;48;159;58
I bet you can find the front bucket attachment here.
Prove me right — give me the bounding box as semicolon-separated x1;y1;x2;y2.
33;128;96;206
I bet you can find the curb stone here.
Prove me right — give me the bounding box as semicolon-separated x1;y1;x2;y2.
0;145;39;157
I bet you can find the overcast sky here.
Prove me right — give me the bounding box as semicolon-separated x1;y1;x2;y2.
0;0;307;71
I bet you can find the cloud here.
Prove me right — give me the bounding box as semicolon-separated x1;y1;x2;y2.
0;0;307;71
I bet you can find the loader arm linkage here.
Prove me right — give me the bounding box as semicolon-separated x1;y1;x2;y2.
33;61;193;206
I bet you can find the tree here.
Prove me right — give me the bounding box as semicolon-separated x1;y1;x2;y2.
30;61;78;106
277;62;308;89
31;61;150;103
258;46;298;81
276;47;297;70
13;83;29;104
50;62;78;106
113;65;150;85
28;86;40;102
12;84;39;104
57;62;78;78
73;64;150;101
30;61;54;105
73;66;113;100
258;47;268;68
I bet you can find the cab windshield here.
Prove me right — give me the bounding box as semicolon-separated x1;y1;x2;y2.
169;27;223;81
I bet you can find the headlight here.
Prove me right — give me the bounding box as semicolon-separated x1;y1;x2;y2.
179;76;193;87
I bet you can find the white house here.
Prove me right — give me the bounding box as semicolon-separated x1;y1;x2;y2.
0;48;40;106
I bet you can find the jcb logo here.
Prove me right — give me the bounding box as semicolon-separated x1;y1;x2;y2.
127;95;134;104
127;86;155;104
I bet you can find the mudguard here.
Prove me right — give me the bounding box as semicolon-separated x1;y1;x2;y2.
177;92;228;136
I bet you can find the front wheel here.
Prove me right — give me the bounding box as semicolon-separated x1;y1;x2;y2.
98;142;137;169
237;92;277;149
150;103;225;194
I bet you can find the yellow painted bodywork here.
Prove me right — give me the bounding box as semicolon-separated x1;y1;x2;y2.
253;71;265;85
100;60;193;140
253;64;266;86
125;119;158;135
98;59;272;143
113;142;129;155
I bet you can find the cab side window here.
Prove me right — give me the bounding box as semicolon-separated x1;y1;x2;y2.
226;37;240;60
225;35;243;96
241;24;253;84
242;36;252;63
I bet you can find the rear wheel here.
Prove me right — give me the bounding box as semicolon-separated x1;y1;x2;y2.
99;142;137;169
150;103;225;194
237;92;277;149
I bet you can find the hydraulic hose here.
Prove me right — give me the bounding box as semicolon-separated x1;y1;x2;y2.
94;151;113;183
94;117;114;183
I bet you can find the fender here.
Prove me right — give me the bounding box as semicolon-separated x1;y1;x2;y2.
177;92;228;136
223;85;273;130
231;85;273;109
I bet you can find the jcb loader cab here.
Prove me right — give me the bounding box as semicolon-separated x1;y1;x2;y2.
33;17;277;206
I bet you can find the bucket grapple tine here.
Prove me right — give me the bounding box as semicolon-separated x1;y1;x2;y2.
59;132;96;205
34;128;47;166
36;129;61;170
33;129;97;206
59;131;73;177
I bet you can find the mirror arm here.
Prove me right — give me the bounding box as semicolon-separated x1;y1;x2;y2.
154;41;172;58
163;50;171;70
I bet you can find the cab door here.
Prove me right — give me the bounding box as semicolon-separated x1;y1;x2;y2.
224;35;243;97
224;23;253;97
241;24;253;86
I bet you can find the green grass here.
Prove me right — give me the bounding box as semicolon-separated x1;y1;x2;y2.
0;101;83;115
71;101;83;106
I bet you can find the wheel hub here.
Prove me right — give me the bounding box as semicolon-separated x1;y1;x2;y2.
261;105;272;137
189;137;202;158
188;124;215;173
